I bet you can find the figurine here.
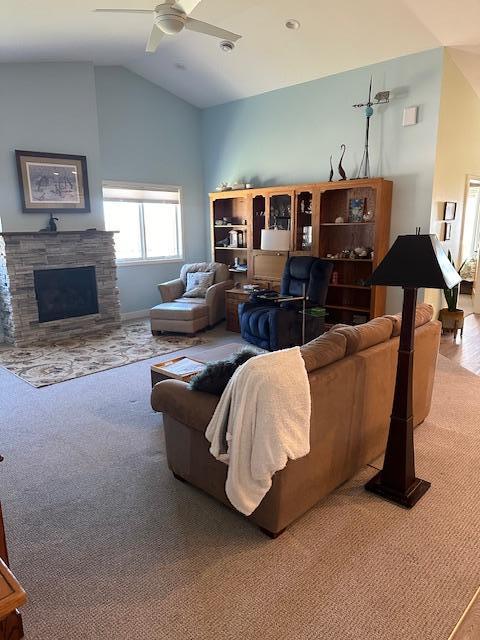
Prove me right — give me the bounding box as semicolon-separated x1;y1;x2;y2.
40;213;59;233
329;155;334;182
335;216;345;224
363;210;375;222
338;144;347;180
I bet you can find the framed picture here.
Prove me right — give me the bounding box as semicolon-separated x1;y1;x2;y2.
15;150;90;213
348;197;366;223
443;222;452;241
443;201;456;221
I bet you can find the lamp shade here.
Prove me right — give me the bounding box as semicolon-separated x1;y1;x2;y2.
369;234;461;289
260;229;290;251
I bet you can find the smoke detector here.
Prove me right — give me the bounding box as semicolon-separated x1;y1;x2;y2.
220;40;235;52
285;19;300;30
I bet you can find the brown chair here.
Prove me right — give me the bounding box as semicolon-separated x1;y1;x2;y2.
150;262;233;335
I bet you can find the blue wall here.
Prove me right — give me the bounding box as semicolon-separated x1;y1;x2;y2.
0;63;104;232
201;49;444;311
94;67;205;313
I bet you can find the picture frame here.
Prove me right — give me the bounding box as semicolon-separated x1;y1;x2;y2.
15;150;90;213
443;222;452;241
443;201;456;221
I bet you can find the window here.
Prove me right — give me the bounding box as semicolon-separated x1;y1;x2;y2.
103;183;183;264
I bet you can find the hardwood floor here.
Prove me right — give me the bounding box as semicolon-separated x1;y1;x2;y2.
439;313;480;375
449;587;480;639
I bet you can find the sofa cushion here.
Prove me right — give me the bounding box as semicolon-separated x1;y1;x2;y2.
183;271;215;298
385;303;434;337
330;317;394;356
150;302;208;321
300;331;347;373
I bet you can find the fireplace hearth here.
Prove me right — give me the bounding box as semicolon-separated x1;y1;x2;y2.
34;266;99;323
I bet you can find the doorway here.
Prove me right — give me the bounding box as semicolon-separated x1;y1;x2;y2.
459;178;480;316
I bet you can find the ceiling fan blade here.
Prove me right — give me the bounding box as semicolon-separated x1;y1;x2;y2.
185;18;241;42
94;8;152;13
146;24;165;53
175;0;202;15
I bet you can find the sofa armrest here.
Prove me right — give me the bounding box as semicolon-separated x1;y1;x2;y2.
157;278;185;303
205;279;233;325
151;379;220;433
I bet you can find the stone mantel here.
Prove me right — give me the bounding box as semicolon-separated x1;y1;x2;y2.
0;230;115;237
0;230;121;346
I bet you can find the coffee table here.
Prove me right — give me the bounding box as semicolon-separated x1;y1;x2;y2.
150;342;251;387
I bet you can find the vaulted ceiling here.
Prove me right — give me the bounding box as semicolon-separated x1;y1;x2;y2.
1;0;480;107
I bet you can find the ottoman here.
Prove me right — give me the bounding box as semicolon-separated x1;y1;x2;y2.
150;300;209;334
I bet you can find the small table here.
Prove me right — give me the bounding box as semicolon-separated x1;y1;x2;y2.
151;342;247;387
225;288;251;333
0;502;25;640
254;292;307;343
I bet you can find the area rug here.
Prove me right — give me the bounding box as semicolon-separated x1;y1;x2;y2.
0;320;208;387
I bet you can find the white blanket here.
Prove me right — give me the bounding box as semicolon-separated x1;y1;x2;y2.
205;347;311;516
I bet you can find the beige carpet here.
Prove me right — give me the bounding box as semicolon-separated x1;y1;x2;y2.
1;353;479;639
0;320;207;387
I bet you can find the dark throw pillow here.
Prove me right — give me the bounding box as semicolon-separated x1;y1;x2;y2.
189;348;258;395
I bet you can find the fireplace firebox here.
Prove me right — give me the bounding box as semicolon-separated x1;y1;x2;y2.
34;266;99;323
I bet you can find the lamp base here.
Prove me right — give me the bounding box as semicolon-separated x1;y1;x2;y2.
365;471;431;508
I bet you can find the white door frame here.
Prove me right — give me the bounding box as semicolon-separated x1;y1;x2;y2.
461;174;480;313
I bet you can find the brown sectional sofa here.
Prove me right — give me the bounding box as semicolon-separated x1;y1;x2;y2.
151;304;441;536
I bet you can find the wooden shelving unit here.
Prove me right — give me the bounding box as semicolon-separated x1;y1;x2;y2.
210;178;392;321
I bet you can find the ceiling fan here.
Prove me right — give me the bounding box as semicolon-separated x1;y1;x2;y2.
94;0;242;53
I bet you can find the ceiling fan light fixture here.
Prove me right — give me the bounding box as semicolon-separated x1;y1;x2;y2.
155;13;185;34
220;40;235;52
285;19;300;30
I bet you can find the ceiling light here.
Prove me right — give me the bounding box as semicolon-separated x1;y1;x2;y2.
220;40;235;52
285;19;300;30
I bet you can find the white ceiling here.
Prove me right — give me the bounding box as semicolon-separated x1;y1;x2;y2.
1;0;480;107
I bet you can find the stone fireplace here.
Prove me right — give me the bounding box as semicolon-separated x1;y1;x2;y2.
0;231;121;346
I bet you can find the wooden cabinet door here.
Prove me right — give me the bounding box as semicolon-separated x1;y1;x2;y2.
265;189;295;249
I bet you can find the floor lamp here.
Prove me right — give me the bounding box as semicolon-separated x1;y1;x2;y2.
365;232;461;508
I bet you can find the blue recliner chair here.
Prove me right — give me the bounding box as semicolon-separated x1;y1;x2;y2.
239;256;333;351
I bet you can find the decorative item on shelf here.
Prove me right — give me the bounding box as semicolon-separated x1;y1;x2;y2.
229;230;239;247
216;237;230;248
15;149;90;213
354;246;368;258
216;182;232;191
222;217;231;225
443;222;452;241
348;197;366;222
338;144;347;180
245;183;252;189
439;250;465;340
365;230;461;508
357;278;368;286
443;201;457;221
40;213;59;232
328;155;334;182
331;271;339;284
335;216;345;224
363;209;375;222
353;78;390;179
